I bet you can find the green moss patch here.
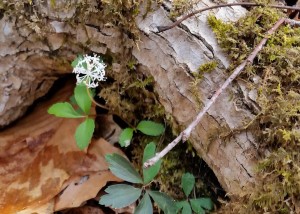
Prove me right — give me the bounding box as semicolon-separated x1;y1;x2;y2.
208;6;300;214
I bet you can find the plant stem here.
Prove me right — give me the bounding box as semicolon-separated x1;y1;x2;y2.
85;86;135;129
143;17;286;168
86;86;110;111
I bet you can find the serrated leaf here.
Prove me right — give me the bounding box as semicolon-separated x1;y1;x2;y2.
74;84;92;115
190;198;213;214
181;173;195;197
119;128;134;147
106;153;143;184
143;142;162;184
71;55;83;68
75;118;95;150
176;201;192;214
148;191;176;214
136;121;165;136
99;184;142;209
134;193;153;214
48;102;84;118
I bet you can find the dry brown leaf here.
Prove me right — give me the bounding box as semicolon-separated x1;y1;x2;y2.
0;81;123;213
64;206;105;214
54;169;121;211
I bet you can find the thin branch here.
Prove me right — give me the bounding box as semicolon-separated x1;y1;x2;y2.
157;3;299;32
285;18;300;27
144;17;286;168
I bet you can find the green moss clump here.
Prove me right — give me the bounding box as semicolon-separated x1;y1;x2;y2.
208;5;300;214
195;61;218;78
99;64;165;126
169;0;199;17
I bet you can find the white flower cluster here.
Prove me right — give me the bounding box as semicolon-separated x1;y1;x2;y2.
73;54;106;88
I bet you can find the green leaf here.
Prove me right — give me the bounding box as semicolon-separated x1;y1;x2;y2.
136;121;165;136
69;95;85;115
143;142;162;184
69;95;77;105
48;102;84;118
75;118;95;150
181;173;195;197
176;201;192;214
105;153;143;184
99;184;142;209
148;190;176;214
190;198;213;214
71;55;83;68
90;88;96;97
74;84;92;114
134;193;153;214
119;128;134;147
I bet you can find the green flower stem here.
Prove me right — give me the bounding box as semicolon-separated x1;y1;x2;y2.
85;85;135;129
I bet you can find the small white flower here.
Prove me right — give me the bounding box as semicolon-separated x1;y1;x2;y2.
73;54;106;88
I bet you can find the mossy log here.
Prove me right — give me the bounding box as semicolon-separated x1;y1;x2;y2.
0;0;258;195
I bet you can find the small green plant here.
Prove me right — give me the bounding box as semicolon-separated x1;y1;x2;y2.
176;173;213;214
99;142;176;214
48;54;106;149
100;154;214;214
119;120;165;147
48;83;95;149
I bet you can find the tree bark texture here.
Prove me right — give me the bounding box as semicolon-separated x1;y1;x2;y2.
0;0;259;195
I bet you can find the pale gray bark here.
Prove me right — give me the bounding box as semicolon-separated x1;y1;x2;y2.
0;0;259;194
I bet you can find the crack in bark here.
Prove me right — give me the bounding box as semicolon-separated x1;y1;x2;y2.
233;135;244;150
179;24;215;58
246;130;258;150
85;23;110;36
173;79;196;106
236;157;252;178
207;112;222;127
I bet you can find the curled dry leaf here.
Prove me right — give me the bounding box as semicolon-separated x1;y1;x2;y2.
0;81;123;213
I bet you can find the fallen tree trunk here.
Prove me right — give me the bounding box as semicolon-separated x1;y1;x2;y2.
0;0;259;195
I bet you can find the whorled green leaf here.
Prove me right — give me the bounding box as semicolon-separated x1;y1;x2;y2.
105;153;143;184
136;120;165;136
181;173;195;197
75;118;95;150
74;84;92;115
69;95;77;105
148;190;176;214
71;55;83;68
190;198;213;214
90;88;96;97
176;201;192;214
70;95;85;115
48;102;84;118
99;184;142;209
143;142;162;184
134;193;153;214
119;128;134;147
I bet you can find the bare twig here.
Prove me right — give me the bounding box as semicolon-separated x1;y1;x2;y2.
285;18;300;27
144;17;286;168
157;3;299;32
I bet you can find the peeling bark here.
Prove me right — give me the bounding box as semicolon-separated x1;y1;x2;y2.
0;0;259;195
